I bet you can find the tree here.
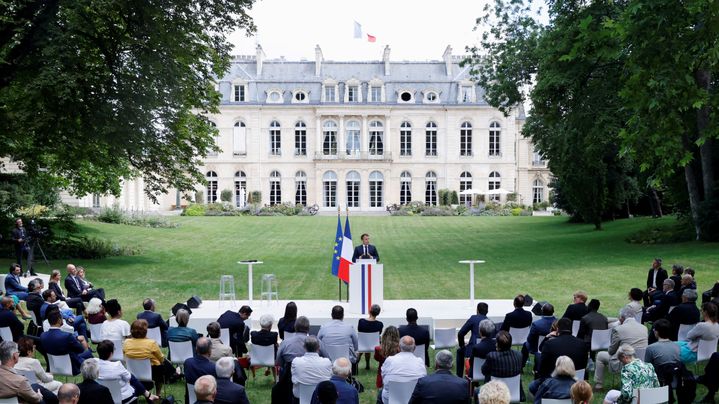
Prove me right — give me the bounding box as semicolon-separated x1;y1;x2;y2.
0;0;256;201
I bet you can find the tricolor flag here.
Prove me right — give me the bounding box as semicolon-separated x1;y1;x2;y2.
353;21;376;43
330;213;343;279
338;214;353;283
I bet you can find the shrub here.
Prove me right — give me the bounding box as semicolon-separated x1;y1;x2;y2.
220;189;233;202
248;191;262;204
450;191;459;205
420;206;456;216
438;189;450;206
195;191;204;204
626;220;694;244
97;204;125;224
511;208;522;216
258;203;303;216
183;204;206;216
44;236;140;259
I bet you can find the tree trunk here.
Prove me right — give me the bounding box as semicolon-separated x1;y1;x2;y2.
695;69;715;194
649;187;663;218
684;163;703;240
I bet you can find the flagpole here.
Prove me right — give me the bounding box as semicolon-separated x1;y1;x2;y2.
345;205;350;302
337;205;342;302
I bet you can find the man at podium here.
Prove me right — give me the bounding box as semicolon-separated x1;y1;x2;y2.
352;233;379;262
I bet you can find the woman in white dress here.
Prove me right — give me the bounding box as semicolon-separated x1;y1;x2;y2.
13;337;62;394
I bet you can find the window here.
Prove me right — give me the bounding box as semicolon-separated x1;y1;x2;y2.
233;121;246;156
294;121;307;156
208;121;218;157
461;85;473;103
295;171;307;206
425;122;437;156
234;171;247;207
425;171;437;206
400;171;412;205
489;121;501;156
369;120;384;155
424;91;438;103
348;85;359;102
206;171;218;203
269;120;281;156
345;120;360;157
370;86;382;102
489;171;501;202
269;170;281;205
324;86;336;102
293;91;307;102
399;91;413;103
369;171;384;208
323;171;337;208
92;194;101;208
323;121;338;156
459;172;472;205
533;179;544;204
532;149;546;166
400;121;412;156
233;84;246;102
267;91;283;103
460;121;472;156
346;171;360;208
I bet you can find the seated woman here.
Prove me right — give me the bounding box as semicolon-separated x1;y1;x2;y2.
250;314;279;352
470;319;497;378
14;337;62;394
48;269;84;315
101;299;130;341
277;301;297;340
167;309;200;348
570;380;593;404
603;344;659;404
533;355;577;404
97;340;158;403
86;298;106;325
678;302;719;363
124;319;172;396
76;266;105;301
482;330;525;401
357;304;383;370
374;326;400;390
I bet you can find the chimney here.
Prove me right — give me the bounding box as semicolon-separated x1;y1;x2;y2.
256;44;266;76
383;45;391;76
315;45;323;77
443;45;452;77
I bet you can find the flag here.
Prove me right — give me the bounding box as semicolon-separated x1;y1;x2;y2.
338;214;353;283
353;21;376;42
330;213;343;279
367;34;376;43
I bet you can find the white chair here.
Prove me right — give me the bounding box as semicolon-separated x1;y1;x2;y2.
126;358;153;382
0;327;13;342
169;340;194;364
509;327;531;346
575;368;586;380
97;378;135;404
637;385;669;404
0;397;19;404
147;327;162;347
572;321;580;337
0;275;6;294
432;327;458;349
325;344;350;363
16;369;38;384
89;323;104;343
187;383;197;404
697;337;719;362
283;332;296;340
386;379;419;404
297;383;318;404
47;354;73;377
109;339;124;361
357;331;380;353
29;311;42;335
591;329;612;352
249;344;277;381
541;399;573;404
537;335;546;353
220;328;230;346
472;357;486;382
678;324;695;341
492;375;521;403
412;344;427;364
635;347;647;361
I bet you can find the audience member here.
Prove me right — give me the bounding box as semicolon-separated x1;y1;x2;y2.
250;314;279;354
523;302;555;370
380;335;426;404
278;301;298;340
0;296;25;341
14;337;61;394
185;337;217;403
214;357;250;404
97;340;157;402
482;330;524;400
194;374;218;404
40;288;88;339
680;273;697;295
168;309;200;348
291;336;332;400
470;319;497;378
644;279;678;322
409;349;469;403
677;301;719;363
399;308;430;366
533;355;576;404
317;305;359;366
57;383;80;404
500;294;533;332
577;299;608;351
311;357;359;404
696;352;719;403
137;298;169;347
622;288;644;321
374;325;400;390
276;316;314;371
536;318;588;388
644;258;667;306
77;359;113;404
644;319;680;374
603;344;659;404
456;302;488;377
206;322;234;361
48;269;84;315
314;380;338;404
217;305;252;355
0;340;44;403
570;380;593;404
357;304;383;370
64;264;100;302
594;307;647;390
123;319;171;395
562;290;589;321
85;298;106;325
478;380;511;404
25;278;45;321
76;267;105;300
670;264;684;293
668;289;701;340
40;310;93;375
100;299;130;340
5;263;29;301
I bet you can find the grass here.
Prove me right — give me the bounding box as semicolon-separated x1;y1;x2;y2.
4;215;718;403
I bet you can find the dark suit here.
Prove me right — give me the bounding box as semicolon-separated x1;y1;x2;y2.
215;377;250;404
11;226;29;269
456;314;487;376
64;274;85;300
562;303;588;321
409;369;470;404
0;307;25;341
500;308;532;332
577;310;608;345
184;355;217;385
351;244;379;262
667;302;701;340
137;310;169;347
647;267;668;290
469;338;496;378
481;349;524;401
251;330;278;349
40;327;93;375
399;324;430;366
77;379;114;404
217;310;249;355
4;273;28;299
25;292;44;320
311;375;359;404
538;332;588;380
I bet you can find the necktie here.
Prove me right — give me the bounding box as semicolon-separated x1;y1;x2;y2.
364;246;367;255
74;276;80;288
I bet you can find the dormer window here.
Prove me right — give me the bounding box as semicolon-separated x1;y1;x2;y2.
344;79;362;103
267;90;283;104
368;79;384;102
458;82;476;103
322;79;338;103
423;90;439;103
292;90;308;103
233;84;246;102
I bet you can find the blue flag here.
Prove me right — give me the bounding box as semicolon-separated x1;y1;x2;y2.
330;213;343;278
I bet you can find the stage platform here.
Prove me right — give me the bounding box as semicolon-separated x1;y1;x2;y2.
173;298;522;337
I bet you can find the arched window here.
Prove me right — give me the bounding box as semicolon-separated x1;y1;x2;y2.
346;171;360;208
400;121;412;156
206;171;218;203
459;171;472;205
323;171;338;208
425;122;437;156
345;120;360;157
233;121;247;156
489;121;501;156
295;121;307;156
269;120;281;156
533;179;544;204
400;171;412;205
295;171;307;206
369;120;384;155
369;171;384;208
323;120;338;156
269;170;281;205
425;171;437;206
234;170;246;207
460;121;472;156
489;171;501;202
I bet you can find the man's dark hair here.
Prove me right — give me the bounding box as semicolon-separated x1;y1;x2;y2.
513;295;525;308
653;319;672;339
104;299;121;318
588;299;601;312
97;340;115;360
496;330;512;351
206;322;221;338
47;309;63;326
557;317;573;334
27;280;37;291
142;298;154;311
672;264;684;275
361;233;369;240
477;302;489;315
406;308;418;323
304;336;320;353
542;303;554;316
331;305;344;320
8;264;19;273
630;288;643;301
316;380;338;404
239;305;253;315
295;316;310;333
196;337;211;356
42;289;53;301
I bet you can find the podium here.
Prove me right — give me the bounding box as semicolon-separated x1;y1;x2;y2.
349;259;383;315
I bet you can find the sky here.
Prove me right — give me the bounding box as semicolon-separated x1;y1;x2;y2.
228;0;491;62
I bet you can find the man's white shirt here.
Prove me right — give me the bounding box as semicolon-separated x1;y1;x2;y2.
291;352;332;397
381;351;426;403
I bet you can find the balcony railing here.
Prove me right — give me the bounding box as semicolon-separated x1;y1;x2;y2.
532;160;547;167
314;151;393;162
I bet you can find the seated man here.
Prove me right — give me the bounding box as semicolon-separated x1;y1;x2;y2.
381;336;426;404
77;359;113;404
96;341;157;403
312;357;359;404
5;263;29;301
500;295;533;332
137;298;169;347
456;302;489;377
532;318;588;394
40;310;93;376
482;331;524;401
562;290;589;321
57;383;79;404
668;289;701;340
318;306;358;365
276;316;317;372
214;357;249;404
0;297;25;341
250;314;279;354
410;350;469;403
184;337;217;403
41;290;88;339
523;303;556;369
24;279;45;321
470;319;497;378
594;307;648;391
399;308;430;367
644;319;680;384
194;375;218;404
644;279;679;322
577;299;608;351
206;322;233;361
291;336;332;400
217;305;252;355
0;340;44;403
64;264;101;302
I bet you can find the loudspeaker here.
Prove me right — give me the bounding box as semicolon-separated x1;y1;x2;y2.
187;295;202;309
171;303;192;316
532;301;550;316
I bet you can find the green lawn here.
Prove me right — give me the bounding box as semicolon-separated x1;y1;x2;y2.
4;215;718;403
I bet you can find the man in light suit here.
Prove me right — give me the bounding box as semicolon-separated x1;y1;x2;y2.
593;307;648;390
351;233;379;262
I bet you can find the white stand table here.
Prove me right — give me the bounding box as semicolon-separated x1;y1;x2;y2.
237;261;263;304
458;260;485;306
